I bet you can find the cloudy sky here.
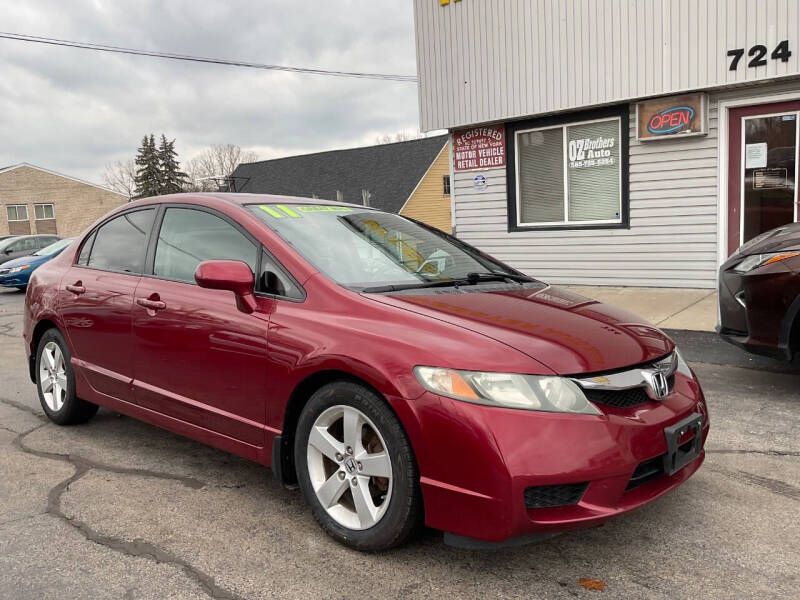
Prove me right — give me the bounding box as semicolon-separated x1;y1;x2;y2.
0;0;421;183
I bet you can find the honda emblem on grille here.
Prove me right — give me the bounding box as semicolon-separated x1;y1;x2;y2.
643;369;669;399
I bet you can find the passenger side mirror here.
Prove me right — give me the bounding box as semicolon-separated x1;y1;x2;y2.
195;260;257;313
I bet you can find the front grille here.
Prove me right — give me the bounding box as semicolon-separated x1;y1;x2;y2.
626;454;666;490
583;375;675;408
584;387;650;408
524;482;588;509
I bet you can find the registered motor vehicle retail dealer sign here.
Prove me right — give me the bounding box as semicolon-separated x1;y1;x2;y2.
454;124;506;171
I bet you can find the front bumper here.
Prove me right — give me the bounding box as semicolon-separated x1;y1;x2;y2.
717;261;799;360
0;273;30;288
409;372;708;543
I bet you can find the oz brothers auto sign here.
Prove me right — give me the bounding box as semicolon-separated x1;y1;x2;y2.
636;93;707;141
453;125;506;171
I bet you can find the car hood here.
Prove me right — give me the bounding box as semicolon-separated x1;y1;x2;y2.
0;254;46;269
364;285;673;375
727;222;800;264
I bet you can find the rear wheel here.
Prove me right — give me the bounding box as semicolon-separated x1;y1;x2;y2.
294;381;422;551
36;329;98;425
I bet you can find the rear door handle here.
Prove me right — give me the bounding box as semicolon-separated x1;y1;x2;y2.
136;298;167;311
65;283;85;295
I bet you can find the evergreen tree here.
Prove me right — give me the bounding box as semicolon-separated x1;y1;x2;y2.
157;135;189;194
132;134;160;198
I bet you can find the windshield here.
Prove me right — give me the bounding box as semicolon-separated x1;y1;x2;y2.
0;238;16;251
33;238;73;256
248;204;521;289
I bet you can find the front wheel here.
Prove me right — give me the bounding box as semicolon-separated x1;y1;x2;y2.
35;328;98;425
294;381;422;551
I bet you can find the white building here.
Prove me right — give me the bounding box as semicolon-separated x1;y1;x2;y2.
413;0;800;289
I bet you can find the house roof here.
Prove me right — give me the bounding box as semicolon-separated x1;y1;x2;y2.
0;163;126;197
231;135;449;213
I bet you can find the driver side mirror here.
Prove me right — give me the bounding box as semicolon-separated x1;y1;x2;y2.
195;260;257;313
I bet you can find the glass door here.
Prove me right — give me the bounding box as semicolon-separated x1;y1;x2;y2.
727;101;800;256
741;113;798;244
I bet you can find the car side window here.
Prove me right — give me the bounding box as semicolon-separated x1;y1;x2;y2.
153;208;257;284
10;237;37;253
259;250;303;300
87;209;155;274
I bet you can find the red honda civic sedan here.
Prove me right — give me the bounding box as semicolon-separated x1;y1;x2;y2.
23;193;708;550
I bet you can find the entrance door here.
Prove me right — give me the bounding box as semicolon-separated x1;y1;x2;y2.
728;101;800;255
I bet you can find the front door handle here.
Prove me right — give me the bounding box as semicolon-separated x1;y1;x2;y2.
136;297;167;311
65;283;85;295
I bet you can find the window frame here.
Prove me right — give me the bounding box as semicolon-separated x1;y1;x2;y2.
257;247;307;302
506;104;630;232
34;203;55;220
443;175;451;195
6;204;29;222
73;206;157;275
142;203;306;302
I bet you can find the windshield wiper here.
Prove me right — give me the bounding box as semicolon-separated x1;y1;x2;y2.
360;272;534;293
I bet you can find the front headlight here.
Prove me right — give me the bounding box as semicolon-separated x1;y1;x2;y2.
414;366;601;415
9;264;30;274
674;347;693;378
733;251;800;273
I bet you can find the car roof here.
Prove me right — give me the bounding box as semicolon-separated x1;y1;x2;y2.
126;192;377;210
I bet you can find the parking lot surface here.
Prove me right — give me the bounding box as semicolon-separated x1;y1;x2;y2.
1;287;799;599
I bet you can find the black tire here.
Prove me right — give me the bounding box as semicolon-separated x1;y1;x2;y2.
35;328;99;425
294;381;422;551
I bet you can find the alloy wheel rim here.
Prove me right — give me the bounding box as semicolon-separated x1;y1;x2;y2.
306;404;393;530
39;341;67;412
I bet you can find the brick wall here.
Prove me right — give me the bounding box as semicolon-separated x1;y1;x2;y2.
0;165;126;237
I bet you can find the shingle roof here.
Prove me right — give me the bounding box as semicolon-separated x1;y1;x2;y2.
231;135;448;213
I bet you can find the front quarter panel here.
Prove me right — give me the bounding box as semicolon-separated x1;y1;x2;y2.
264;275;543;474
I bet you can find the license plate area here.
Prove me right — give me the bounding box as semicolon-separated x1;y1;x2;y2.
663;412;703;476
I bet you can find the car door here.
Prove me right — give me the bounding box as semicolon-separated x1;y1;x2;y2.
131;206;270;446
60;208;156;402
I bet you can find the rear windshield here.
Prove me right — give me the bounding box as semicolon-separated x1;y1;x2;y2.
247;204;519;289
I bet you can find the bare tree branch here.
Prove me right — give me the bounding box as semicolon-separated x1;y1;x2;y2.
102;159;136;199
374;130;427;145
185;144;259;191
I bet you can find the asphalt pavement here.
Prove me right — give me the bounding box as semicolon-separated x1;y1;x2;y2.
1;286;799;599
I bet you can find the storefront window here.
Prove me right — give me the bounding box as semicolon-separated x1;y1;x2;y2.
515;117;622;227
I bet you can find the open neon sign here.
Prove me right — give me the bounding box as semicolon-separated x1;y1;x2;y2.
647;106;695;135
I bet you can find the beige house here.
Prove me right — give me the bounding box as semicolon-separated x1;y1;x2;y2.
1;164;127;237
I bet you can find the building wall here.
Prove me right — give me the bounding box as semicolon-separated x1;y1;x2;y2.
452;78;800;289
0;166;126;237
400;143;452;232
414;0;800;131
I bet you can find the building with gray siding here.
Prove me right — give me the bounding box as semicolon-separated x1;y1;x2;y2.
414;0;800;289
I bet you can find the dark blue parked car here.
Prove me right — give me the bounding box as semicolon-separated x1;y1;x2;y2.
0;238;74;290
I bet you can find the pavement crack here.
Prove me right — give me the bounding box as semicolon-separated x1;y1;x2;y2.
8;423;245;600
0;511;48;527
654;290;715;326
0;396;48;421
707;448;800;457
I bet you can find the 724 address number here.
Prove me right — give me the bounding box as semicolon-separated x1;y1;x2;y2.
728;40;791;71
